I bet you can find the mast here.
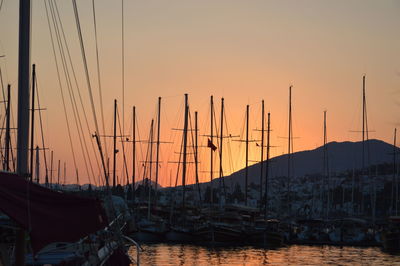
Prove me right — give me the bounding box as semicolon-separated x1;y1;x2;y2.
29;64;36;181
63;161;66;185
264;112;270;218
362;76;366;171
147;119;154;220
245;104;249;206
219;97;224;208
259;100;265;212
50;150;53;185
113;99;117;188
4;84;10;171
15;0;31;262
323;110;329;218
393;128;397;215
132;106;136;203
57;159;60;185
195;111;202;204
155;97;161;208
35;145;40;183
182;94;189;209
210;95;214;206
287;85;292;216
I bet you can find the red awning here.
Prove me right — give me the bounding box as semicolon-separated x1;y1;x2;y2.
0;171;108;253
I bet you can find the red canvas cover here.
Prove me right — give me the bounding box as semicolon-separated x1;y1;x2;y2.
0;171;108;253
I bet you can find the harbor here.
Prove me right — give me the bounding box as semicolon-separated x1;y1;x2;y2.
0;0;399;265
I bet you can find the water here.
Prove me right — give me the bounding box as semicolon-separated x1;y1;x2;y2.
129;244;400;265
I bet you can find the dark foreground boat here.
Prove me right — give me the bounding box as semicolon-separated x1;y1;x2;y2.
0;171;136;265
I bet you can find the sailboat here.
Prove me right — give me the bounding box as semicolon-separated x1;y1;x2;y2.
165;94;197;242
246;103;284;247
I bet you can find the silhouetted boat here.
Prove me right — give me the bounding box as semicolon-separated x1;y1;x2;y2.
246;218;284;247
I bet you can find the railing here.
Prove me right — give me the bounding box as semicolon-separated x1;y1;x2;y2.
123;235;143;266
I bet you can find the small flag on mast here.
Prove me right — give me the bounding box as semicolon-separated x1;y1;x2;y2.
207;138;217;151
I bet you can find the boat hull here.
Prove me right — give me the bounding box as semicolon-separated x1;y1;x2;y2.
247;231;284;247
195;224;243;245
165;229;194;243
383;231;400;251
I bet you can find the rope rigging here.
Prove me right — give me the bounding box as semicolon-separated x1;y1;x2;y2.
91;0;109;164
51;0;103;185
48;0;94;185
44;0;79;184
72;0;108;185
34;74;49;184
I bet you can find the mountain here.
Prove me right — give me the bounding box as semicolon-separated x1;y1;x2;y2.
210;139;399;189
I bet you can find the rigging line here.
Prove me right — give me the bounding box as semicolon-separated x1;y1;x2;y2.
34;75;49;181
92;0;108;161
49;0;93;185
174;130;184;188
140;120;150;184
53;0;101;178
44;0;79;180
117;107;129;185
52;0;96;185
71;0;103;160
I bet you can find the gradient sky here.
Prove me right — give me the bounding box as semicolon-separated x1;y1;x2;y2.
0;0;399;186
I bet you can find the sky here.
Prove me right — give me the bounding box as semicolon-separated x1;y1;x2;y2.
0;0;399;186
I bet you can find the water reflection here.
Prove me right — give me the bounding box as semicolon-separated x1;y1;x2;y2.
129;244;400;265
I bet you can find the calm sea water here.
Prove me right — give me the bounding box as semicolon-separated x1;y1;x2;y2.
129;244;400;265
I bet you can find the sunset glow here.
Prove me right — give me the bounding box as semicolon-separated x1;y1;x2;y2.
0;0;399;186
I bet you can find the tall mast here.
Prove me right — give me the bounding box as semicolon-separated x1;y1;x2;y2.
35;145;40;183
360;75;366;214
113;99;117;188
147;119;154;220
4;84;11;171
155;97;161;208
57;159;60;185
323;110;329;218
15;0;31;262
132;106;136;203
264;112;270;218
361;75;369;214
362;76;366;170
195;111;202;204
63;161;66;184
29;64;36;181
219;97;224;208
245;104;249;206
17;0;31;179
259;100;265;212
393;128;397;214
182;94;189;209
287;85;292;216
210;95;214;206
50;150;53;185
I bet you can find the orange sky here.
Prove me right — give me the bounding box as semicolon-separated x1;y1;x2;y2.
0;0;399;186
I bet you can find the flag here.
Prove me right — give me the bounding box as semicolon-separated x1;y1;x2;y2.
207;138;217;151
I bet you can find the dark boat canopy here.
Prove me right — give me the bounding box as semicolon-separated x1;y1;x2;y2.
0;171;108;253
